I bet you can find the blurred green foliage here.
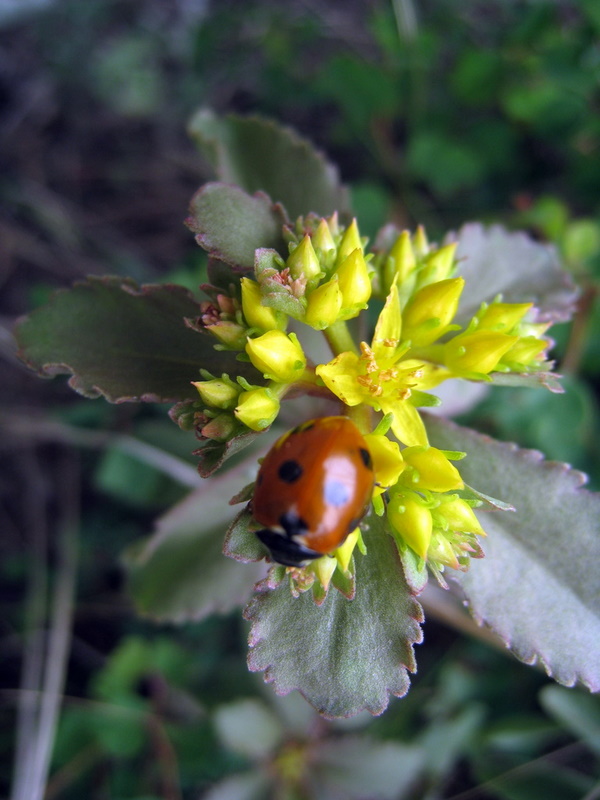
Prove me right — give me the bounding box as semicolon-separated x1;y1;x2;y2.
3;0;600;797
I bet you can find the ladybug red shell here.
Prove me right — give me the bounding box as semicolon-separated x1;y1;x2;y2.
252;416;374;567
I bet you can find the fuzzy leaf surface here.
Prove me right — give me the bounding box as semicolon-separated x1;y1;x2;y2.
425;414;600;691
244;513;424;719
188;109;350;218
450;223;578;324
186;182;286;269
127;465;264;622
15;277;256;402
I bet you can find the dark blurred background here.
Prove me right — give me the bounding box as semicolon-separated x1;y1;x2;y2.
1;2;600;798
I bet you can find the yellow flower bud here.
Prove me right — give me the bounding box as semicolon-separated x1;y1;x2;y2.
436;497;485;535
476;302;532;333
205;321;248;350
387;492;433;560
310;554;338;591
428;531;460;570
304;278;343;329
388;230;416;285
418;243;458;287
412;225;429;257
444;331;519;375
336;218;363;264
501;336;548;367
335;528;360;573
364;433;405;491
312;218;336;258
401;277;465;347
245;330;306;383
336;249;372;316
241;277;287;332
401;446;464;492
234;387;280;431
286;234;321;281
192;377;239;409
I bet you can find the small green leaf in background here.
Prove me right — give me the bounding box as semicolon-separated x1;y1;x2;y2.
15;277;258;402
127;464;265;622
188;110;350;219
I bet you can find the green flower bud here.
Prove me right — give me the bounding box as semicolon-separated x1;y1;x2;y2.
418;243;457;287
241;277;287;332
304;278;343;329
476;302;532;333
286;234;321;281
234;387;280;431
205;321;248;350
336;218;363;264
387;492;433;560
312;218;337;260
245;330;307;383
192;377;240;409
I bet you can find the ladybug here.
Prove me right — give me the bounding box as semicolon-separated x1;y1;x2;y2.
252;416;374;567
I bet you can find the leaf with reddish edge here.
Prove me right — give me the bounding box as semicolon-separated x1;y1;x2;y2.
186;183;287;269
425;413;600;692
15;277;258;403
188;110;350;219
244;513;424;719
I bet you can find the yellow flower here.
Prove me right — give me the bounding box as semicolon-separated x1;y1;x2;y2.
245;330;307;383
476;301;532;333
336;218;363;264
316;284;448;445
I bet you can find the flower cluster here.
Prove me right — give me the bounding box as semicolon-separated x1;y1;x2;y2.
191;215;552;591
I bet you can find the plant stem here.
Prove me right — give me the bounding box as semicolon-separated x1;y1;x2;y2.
323;319;359;357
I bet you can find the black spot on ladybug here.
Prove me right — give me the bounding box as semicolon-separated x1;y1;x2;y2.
359;448;373;470
278;459;303;483
280;510;309;538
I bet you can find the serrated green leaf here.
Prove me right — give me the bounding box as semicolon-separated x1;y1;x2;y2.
425;414;600;692
451;223;578;325
186;182;287;269
126;465;264;622
244;513;424;719
188;109;350;219
15;277;258;402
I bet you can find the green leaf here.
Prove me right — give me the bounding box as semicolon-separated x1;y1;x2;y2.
539;685;600;755
126;465;264;622
425;414;600;692
309;736;424;799
186;182;287;269
244;513;424;719
188;109;350;219
451;224;579;325
15;277;258;402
